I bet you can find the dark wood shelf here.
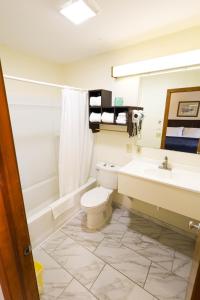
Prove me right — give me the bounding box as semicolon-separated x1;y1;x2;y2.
89;106;101;108
89;89;143;136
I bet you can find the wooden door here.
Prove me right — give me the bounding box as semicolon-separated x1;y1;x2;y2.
0;62;39;300
186;221;200;300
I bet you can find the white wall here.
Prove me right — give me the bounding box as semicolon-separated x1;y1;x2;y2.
0;44;63;83
169;91;200;120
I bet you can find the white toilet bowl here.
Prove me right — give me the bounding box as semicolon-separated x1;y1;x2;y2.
81;162;118;230
81;186;113;230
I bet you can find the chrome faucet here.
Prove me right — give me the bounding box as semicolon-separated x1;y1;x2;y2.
159;156;171;170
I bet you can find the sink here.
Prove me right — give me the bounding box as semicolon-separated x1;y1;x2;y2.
144;167;172;180
118;158;200;220
119;158;200;193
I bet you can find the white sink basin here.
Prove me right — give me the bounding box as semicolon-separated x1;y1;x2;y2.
118;158;200;220
144;167;172;179
119;158;200;194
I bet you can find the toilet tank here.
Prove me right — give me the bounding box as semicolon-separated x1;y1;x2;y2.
96;162;119;189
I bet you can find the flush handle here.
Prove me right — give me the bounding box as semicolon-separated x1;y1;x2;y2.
23;245;32;256
189;221;200;231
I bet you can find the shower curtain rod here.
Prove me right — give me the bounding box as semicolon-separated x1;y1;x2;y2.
3;74;88;91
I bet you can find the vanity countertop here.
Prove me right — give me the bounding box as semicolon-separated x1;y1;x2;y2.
118;158;200;194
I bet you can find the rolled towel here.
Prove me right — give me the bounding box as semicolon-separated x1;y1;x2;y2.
116;119;126;124
101;112;114;123
89;112;101;123
117;115;126;120
90;96;101;106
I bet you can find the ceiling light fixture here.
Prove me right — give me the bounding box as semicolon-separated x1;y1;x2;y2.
112;49;200;78
60;0;98;25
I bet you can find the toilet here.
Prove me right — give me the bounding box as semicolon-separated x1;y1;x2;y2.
81;162;119;230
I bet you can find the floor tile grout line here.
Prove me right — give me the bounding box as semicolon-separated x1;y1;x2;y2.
122;241;189;282
56;276;99;300
142;261;160;300
121;242;173;273
97;260;158;300
42;246;99;300
41;231;72;254
58;227;105;254
143;261;152;288
55;276;74;299
89;263;107;291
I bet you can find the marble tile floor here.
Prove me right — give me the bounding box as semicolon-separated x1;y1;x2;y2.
34;206;195;300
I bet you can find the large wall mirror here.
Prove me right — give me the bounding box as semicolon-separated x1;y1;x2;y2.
161;87;200;154
138;68;200;154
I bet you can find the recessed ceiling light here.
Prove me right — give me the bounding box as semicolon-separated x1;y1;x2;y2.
60;0;98;25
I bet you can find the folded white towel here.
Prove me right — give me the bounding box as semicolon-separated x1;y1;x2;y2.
101;112;114;123
118;112;126;117
90;96;101;106
116;111;127;124
90;112;101;123
116;119;126;124
117;115;126;120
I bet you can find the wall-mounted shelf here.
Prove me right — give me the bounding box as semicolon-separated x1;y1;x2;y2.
89;89;143;136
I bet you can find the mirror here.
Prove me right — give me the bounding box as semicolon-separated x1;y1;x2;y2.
138;68;200;154
161;87;200;154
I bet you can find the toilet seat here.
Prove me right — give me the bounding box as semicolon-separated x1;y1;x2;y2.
81;186;113;208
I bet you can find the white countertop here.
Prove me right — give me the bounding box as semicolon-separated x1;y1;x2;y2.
118;158;200;194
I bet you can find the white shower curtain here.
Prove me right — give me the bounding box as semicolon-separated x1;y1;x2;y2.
59;88;94;197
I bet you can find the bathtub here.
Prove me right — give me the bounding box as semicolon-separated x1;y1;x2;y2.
27;177;96;247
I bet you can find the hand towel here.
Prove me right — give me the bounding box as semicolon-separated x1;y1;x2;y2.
116;119;126;124
118;112;126;116
101;112;114;123
116;112;127;124
90;96;101;106
89;112;101;123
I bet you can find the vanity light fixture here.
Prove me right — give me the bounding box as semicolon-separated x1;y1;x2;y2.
112;49;200;78
60;0;99;25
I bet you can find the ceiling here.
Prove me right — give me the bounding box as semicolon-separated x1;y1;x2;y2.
0;0;200;64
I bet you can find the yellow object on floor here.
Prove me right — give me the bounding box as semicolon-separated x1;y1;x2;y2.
34;260;44;294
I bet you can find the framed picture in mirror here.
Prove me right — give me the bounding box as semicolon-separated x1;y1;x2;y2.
177;101;200;117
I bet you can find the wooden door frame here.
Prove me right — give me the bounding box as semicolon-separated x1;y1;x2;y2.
160;86;200;149
191;266;200;299
0;62;39;299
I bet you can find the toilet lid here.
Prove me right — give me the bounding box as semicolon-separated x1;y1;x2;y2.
81;187;113;208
